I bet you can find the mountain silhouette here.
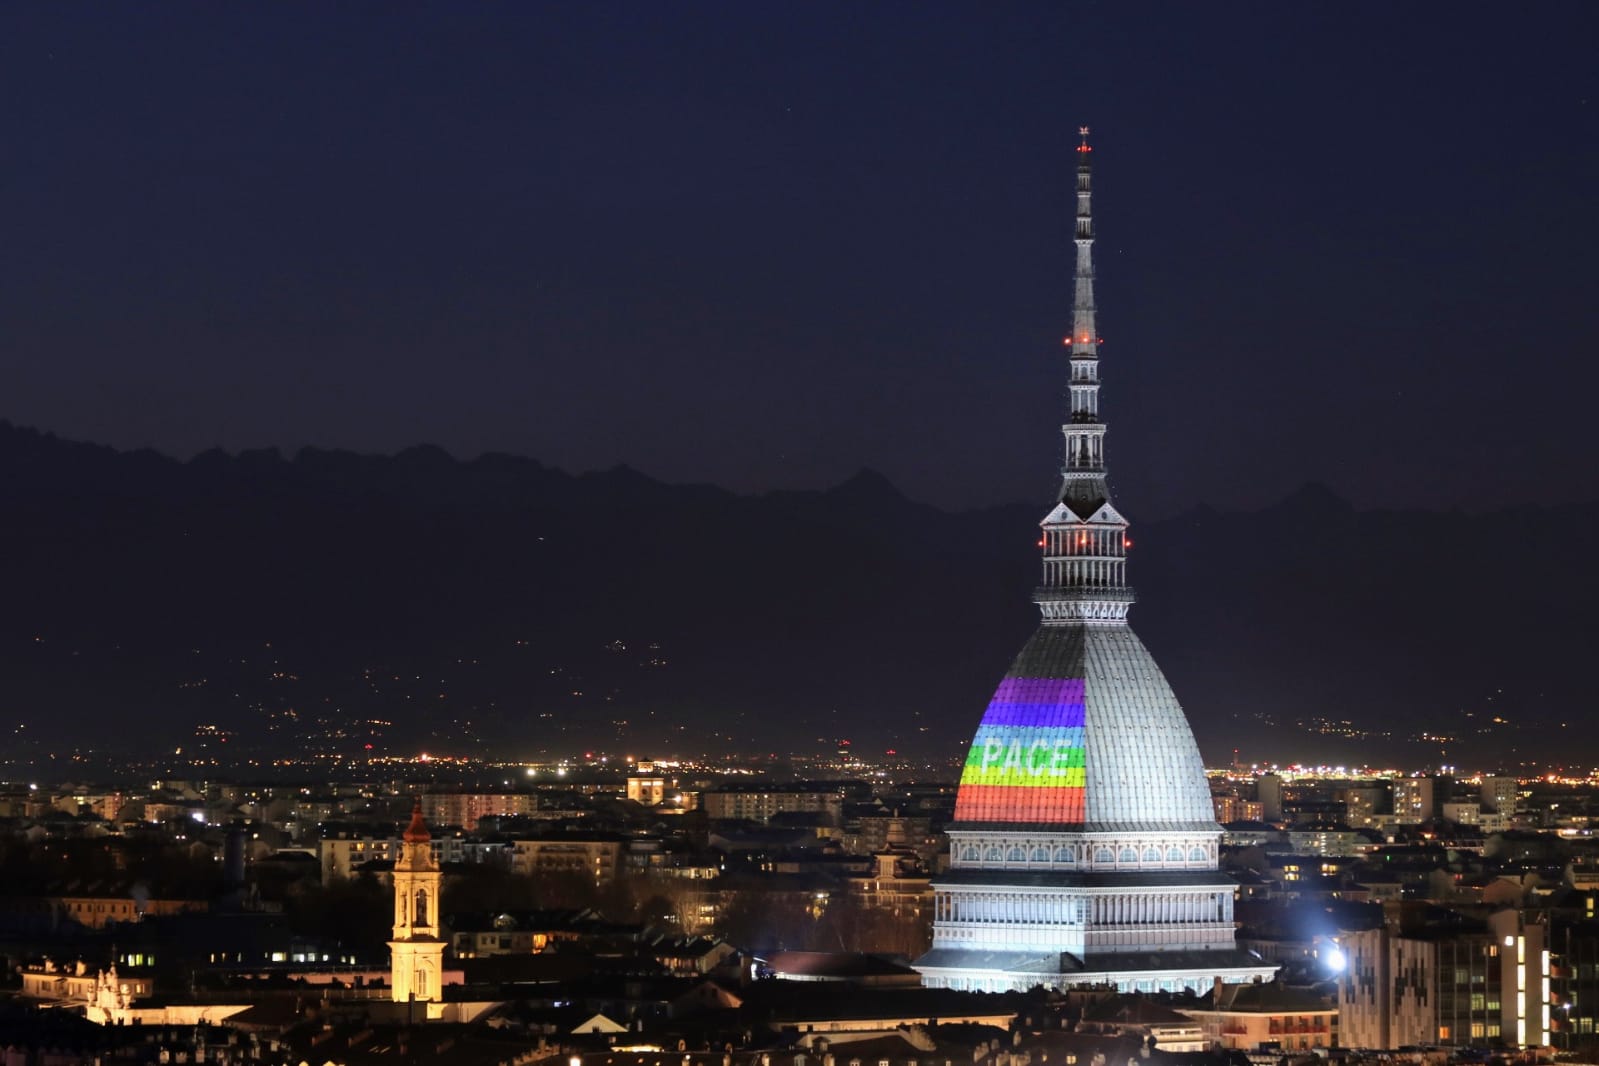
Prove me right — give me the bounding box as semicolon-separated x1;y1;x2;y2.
0;420;1592;769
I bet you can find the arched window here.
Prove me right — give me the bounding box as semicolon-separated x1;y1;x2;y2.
960;845;979;862
1166;846;1185;862
1188;846;1207;862
985;846;1003;863
414;888;429;926
1006;846;1025;862
1031;846;1050;862
1093;847;1113;864
1142;847;1161;863
1118;847;1138;864
1054;845;1077;864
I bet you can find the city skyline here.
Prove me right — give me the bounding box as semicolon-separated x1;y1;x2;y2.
5;6;1599;1059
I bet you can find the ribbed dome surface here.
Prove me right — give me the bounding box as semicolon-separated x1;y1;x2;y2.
953;624;1215;830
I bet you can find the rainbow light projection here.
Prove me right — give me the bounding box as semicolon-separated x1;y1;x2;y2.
953;676;1086;823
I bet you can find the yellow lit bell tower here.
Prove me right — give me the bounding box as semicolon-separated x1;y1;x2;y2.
388;800;444;1004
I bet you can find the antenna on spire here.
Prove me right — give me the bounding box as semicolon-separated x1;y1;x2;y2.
1078;126;1092;152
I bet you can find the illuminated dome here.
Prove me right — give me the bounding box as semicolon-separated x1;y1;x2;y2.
913;130;1275;995
953;625;1214;830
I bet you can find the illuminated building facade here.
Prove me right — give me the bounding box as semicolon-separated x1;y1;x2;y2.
1480;775;1519;816
1339;910;1550;1048
1392;776;1439;824
508;835;624;885
702;784;845;824
914;131;1274;993
388;802;444;1005
626;773;667;805
421;790;538;829
1180;981;1338;1051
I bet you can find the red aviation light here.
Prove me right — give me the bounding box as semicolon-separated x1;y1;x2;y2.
1125;538;1134;549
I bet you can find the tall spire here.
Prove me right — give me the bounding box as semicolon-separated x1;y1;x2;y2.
402;798;430;844
918;127;1273;998
1063;125;1105;512
1035;128;1135;625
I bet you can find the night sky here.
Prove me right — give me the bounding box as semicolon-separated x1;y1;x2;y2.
3;3;1597;517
